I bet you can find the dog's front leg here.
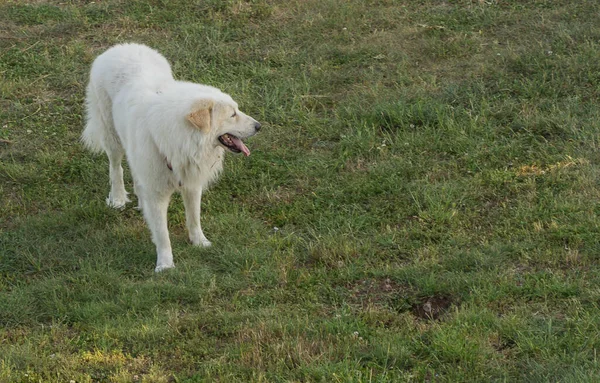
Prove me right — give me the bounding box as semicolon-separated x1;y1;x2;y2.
182;187;212;247
141;191;175;272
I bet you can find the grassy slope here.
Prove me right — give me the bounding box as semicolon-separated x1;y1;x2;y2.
1;0;600;381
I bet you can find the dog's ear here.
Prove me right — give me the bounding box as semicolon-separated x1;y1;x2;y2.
187;100;214;133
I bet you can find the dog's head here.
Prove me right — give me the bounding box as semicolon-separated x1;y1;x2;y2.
187;97;261;156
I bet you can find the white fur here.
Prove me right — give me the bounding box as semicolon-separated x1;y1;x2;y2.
82;43;260;272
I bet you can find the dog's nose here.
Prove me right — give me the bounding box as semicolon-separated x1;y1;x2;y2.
254;122;261;132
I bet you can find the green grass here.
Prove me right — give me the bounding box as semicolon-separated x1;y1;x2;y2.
2;0;600;381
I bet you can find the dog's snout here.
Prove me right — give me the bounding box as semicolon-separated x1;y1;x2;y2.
254;122;262;132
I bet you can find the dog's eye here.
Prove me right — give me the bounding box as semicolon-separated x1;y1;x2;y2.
231;111;237;118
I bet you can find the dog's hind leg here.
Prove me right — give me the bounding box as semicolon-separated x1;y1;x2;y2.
82;82;130;208
182;187;212;247
105;145;130;209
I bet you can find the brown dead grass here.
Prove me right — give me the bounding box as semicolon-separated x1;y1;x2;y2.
236;321;330;370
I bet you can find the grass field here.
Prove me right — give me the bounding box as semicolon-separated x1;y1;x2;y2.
2;0;600;381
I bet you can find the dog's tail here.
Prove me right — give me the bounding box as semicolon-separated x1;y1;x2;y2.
81;80;120;154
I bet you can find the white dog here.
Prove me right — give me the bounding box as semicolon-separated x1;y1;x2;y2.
82;43;261;272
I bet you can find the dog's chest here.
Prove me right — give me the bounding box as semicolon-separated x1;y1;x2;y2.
169;149;225;189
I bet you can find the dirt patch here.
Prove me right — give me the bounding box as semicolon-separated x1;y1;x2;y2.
346;280;458;322
411;294;454;320
491;334;516;354
347;278;409;307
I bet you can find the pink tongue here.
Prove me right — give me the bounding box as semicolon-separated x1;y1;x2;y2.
231;136;250;157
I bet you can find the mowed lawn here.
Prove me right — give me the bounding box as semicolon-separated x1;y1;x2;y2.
1;0;600;381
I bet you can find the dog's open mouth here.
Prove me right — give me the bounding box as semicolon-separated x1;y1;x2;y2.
219;133;250;156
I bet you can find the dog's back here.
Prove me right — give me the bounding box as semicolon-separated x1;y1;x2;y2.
91;43;173;97
81;43;173;153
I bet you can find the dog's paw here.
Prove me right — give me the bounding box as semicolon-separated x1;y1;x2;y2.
155;263;175;273
106;193;131;209
190;236;212;247
192;239;212;248
189;231;212;247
